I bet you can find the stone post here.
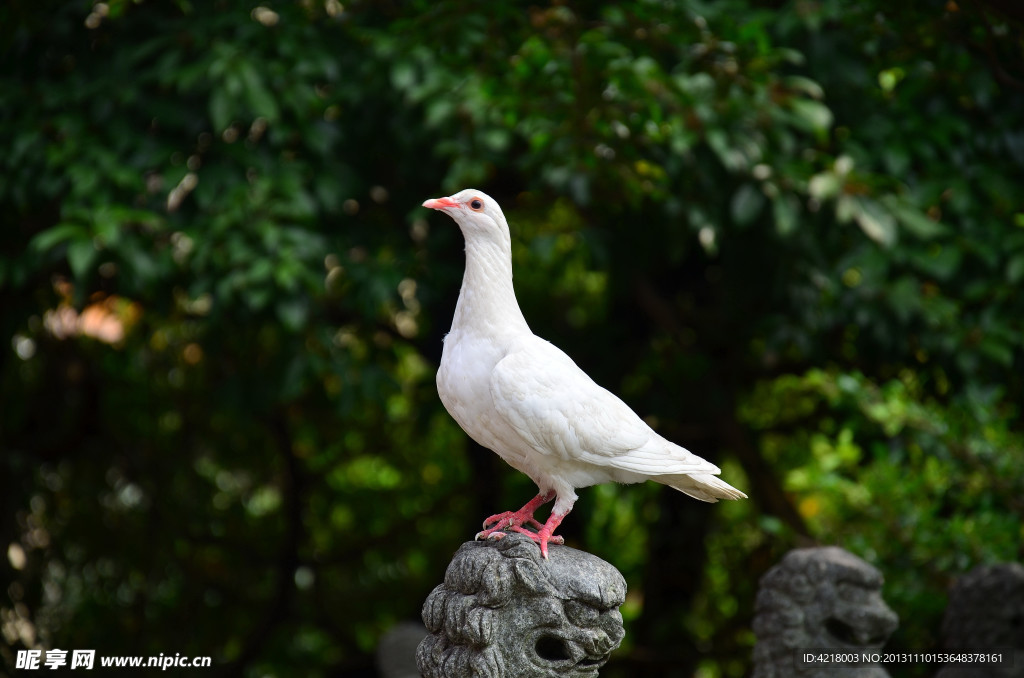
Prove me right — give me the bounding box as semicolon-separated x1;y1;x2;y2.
416;533;627;677
752;546;899;678
936;562;1024;678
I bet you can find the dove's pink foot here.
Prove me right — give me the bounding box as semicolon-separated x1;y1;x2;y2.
477;491;569;559
477;491;554;538
509;509;567;559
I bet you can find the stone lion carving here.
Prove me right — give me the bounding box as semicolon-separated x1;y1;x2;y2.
936;562;1024;678
752;546;899;678
417;533;626;677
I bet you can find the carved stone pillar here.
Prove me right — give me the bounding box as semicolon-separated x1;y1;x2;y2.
417;533;626;677
936;562;1024;678
752;546;899;678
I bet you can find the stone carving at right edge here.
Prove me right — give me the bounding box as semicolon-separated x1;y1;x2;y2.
752;546;899;678
936;562;1024;678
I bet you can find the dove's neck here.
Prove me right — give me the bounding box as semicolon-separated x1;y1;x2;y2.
453;234;529;334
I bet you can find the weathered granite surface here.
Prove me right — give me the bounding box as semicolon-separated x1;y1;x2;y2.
417;533;626;677
752;546;899;678
936;562;1024;678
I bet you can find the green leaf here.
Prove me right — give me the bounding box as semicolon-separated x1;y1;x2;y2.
979;337;1013;366
730;184;765;226
1008;254;1024;284
276;298;309;332
880;196;948;239
209;88;232;132
783;75;825;100
30;223;88;253
836;194;855;223
789;99;834;139
772;193;800;236
911;246;961;280
808;172;841;201
239;61;280;122
850;196;897;247
887;276;921;323
390;61;415;90
67;239;98;279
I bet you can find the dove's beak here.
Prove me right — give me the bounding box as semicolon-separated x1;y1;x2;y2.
422;196;458;210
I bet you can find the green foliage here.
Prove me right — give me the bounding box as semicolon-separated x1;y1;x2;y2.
740;368;1023;650
2;1;1022;677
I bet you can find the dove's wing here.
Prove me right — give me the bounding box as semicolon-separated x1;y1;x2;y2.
489;337;719;477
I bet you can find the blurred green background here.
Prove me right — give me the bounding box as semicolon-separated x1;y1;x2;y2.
2;1;1023;676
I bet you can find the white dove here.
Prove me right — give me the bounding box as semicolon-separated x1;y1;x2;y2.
423;189;746;558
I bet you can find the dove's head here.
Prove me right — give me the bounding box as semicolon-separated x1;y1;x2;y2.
422;189;510;246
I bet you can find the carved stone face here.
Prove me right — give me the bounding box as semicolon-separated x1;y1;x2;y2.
418;534;627;678
803;571;900;651
500;592;625;676
752;547;899;678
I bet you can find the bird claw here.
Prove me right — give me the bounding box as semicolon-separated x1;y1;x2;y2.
508;526;564;559
475;493;565;558
476;526;563;558
508;525;564;545
481;511;543;532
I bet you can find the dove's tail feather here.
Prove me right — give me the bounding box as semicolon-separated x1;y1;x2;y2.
660;473;747;502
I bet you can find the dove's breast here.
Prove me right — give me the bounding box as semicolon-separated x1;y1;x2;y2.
436;329;535;475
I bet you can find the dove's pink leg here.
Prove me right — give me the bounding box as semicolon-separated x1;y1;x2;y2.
477;490;555;538
477;491;571;559
509;508;568;559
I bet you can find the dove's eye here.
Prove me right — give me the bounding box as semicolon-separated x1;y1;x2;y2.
469;198;484;211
